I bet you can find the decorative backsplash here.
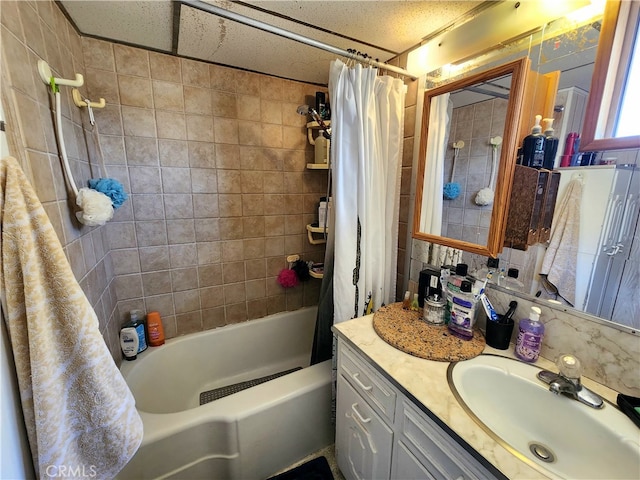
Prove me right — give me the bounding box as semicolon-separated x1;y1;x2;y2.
486;287;640;397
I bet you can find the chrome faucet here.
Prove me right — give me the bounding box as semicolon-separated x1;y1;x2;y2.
537;354;604;409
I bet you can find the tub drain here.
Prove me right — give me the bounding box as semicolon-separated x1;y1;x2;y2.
200;367;302;405
529;442;556;463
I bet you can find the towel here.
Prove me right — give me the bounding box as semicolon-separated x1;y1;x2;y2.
539;177;583;306
428;243;463;268
0;157;143;479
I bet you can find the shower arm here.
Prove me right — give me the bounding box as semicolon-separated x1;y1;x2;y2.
180;0;418;80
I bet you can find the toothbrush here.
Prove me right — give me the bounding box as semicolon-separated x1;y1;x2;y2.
501;301;518;324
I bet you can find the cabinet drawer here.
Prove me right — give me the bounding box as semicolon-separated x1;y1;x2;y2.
338;342;397;422
336;374;394;480
399;400;496;480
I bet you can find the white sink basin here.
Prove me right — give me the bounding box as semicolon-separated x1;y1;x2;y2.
448;354;640;479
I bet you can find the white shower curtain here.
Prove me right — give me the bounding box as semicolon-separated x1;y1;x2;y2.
329;60;406;323
419;93;450;235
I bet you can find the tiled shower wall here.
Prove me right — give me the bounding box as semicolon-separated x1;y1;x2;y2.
441;97;507;244
87;37;327;344
1;1;119;356
1;0;327;364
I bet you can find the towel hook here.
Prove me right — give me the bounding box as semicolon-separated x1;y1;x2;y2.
72;89;105;109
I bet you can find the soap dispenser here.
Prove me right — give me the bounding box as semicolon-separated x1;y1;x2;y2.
542;118;559;169
515;306;544;362
521;115;545;168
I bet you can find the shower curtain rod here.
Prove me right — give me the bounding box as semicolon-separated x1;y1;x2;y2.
180;0;418;80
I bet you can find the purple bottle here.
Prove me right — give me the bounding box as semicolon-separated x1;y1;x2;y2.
515;306;544;362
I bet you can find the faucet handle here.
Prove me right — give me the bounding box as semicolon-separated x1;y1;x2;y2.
557;353;582;380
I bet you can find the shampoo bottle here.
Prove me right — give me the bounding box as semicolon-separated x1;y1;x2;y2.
128;309;148;354
542;118;559;169
120;327;139;361
515;306;544;362
521;115;545;168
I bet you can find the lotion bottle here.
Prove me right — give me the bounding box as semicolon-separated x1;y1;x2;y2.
515;306;544;362
522;115;545;168
146;311;165;346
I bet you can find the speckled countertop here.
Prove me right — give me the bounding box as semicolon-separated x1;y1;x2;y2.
332;314;621;480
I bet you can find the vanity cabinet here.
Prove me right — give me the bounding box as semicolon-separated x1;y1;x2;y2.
336;340;396;480
336;340;498;480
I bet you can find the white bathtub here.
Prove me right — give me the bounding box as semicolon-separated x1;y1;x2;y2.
118;307;333;480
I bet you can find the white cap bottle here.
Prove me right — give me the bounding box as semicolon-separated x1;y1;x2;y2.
120;326;139;361
515;306;544;362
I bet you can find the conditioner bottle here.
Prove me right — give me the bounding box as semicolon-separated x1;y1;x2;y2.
515;306;544;362
542;118;559;169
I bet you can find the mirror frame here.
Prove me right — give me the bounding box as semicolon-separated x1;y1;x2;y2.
581;0;640;151
412;57;530;257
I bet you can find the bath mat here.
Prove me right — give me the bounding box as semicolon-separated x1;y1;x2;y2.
266;456;334;480
199;367;302;405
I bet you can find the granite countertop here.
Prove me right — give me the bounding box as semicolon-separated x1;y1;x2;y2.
332;314;621;480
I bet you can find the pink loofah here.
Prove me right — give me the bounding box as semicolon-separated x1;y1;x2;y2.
277;268;299;288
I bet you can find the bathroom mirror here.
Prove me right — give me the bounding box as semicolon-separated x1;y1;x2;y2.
412;57;530;257
581;0;640;151
413;2;640;331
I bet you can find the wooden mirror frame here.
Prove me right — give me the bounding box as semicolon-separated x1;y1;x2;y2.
581;0;640;151
412;57;530;257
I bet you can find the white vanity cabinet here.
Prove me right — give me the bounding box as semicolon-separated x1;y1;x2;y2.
336;340;396;479
336;339;499;480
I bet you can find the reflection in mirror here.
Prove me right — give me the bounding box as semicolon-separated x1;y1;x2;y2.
411;2;640;332
413;58;529;258
582;0;640;150
420;77;510;247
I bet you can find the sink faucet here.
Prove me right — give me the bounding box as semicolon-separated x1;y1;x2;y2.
537;354;604;409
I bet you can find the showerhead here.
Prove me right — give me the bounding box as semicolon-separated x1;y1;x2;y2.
297;105;312;116
297;104;332;139
297;104;323;123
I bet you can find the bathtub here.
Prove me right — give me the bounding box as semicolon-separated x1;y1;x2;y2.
117;307;333;480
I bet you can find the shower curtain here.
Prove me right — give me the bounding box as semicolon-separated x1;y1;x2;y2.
310;61;405;426
419;94;450;235
328;60;406;323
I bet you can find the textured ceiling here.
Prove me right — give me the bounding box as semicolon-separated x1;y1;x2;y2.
59;0;485;84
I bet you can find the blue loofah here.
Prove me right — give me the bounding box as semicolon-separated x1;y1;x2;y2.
443;182;461;200
88;177;128;209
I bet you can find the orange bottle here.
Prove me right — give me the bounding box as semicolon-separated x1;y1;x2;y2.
146;311;165;346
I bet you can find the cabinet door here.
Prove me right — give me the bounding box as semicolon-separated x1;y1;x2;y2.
336;375;393;480
392;441;438;480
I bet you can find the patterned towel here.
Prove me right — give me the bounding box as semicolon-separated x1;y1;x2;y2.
0;157;143;479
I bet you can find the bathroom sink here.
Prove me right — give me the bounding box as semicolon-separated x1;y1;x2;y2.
448;355;640;479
